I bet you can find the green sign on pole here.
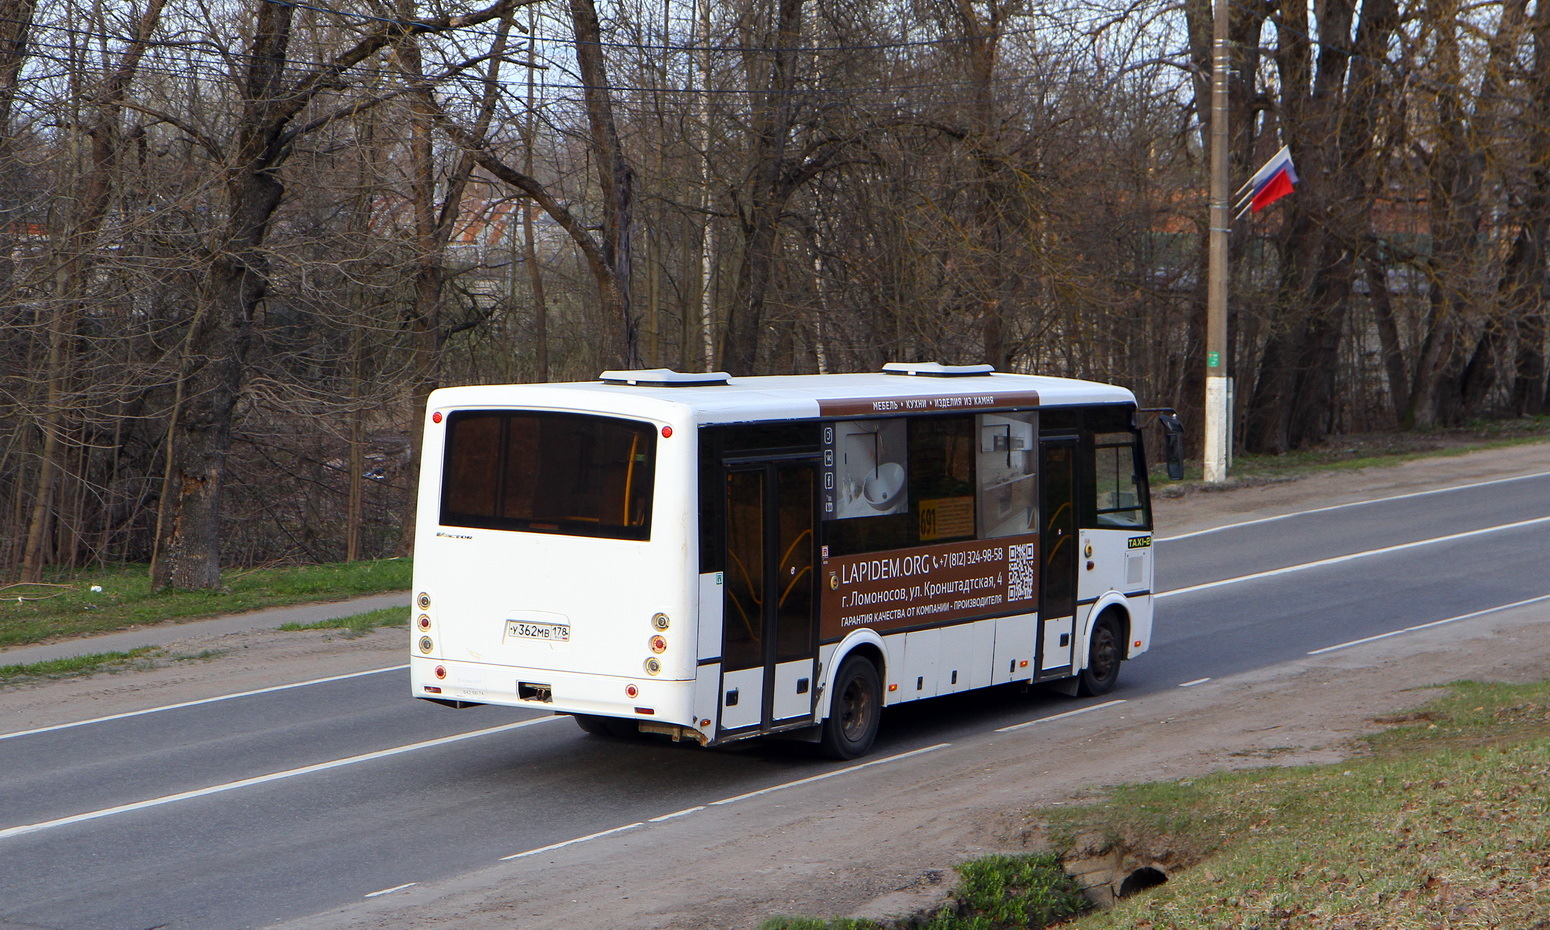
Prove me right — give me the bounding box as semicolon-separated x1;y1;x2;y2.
1207;351;1220;367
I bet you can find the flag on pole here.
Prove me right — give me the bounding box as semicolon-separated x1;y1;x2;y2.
1234;145;1299;218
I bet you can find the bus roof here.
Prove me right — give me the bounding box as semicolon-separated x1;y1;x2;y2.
427;368;1137;426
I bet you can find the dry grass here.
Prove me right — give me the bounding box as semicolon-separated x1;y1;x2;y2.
1049;680;1550;929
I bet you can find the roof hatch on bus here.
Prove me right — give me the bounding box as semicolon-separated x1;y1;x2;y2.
600;368;732;387
882;362;996;377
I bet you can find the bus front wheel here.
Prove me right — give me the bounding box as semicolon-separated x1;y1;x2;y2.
820;655;882;760
1077;611;1123;697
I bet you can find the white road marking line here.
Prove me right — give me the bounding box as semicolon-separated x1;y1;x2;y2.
996;699;1125;733
501;742;953;863
364;883;417;898
1179;678;1211;688
0;665;410;742
648;806;705;823
709;743;951;807
1157;471;1550;542
0;716;563;843
502;822;645;860
1308;593;1550;656
1157;515;1550;599
500;745;951;861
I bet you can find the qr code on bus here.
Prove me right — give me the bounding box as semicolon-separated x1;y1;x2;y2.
1007;542;1037;601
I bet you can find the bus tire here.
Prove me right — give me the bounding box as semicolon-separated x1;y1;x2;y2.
1077;611;1123;697
819;655;882;760
573;714;636;738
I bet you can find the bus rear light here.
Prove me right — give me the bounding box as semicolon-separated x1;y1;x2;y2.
888;683;898;692
625;683;639;698
661;425;672;438
1134;640;1142;648
417;592;431;610
418;636;435;654
432;411;443;424
635;707;655;715
416;614;431;631
434;665;447;679
651;612;670;631
1019;660;1029;668
699;719;711;727
424;685;442;694
644;657;662;675
649;635;667;654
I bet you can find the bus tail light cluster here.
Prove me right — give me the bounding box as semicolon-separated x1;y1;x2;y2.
644;613;668;674
417;591;437;663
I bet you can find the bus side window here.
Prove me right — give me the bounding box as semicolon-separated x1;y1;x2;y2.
1091;431;1149;529
975;412;1038;537
909;416;976;543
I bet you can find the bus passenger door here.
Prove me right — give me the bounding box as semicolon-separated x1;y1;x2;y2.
1037;437;1079;678
720;460;819;735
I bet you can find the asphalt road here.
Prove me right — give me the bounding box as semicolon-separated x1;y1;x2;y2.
2;469;1548;929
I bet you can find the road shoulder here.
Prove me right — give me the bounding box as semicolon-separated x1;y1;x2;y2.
281;599;1550;930
1153;441;1549;538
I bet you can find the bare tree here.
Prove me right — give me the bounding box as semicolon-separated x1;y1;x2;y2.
1507;0;1550;414
17;0;167;582
152;0;516;590
570;0;641;367
1240;0;1400;452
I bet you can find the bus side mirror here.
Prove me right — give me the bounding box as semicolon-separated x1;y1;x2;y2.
1158;414;1185;480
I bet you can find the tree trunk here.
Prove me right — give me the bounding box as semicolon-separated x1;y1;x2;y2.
393;12;512;557
1459;325;1502;416
1406;0;1522;427
523;8;550;381
1244;0;1397;451
1366;257;1412;420
569;0;639;369
19;0;165;581
1508;0;1550;416
153;0;291;589
720;0;805;374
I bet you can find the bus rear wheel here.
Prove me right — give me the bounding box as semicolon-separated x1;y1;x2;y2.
1077;611;1123;696
820;656;882;760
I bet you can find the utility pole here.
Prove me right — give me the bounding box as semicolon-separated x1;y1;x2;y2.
1204;0;1231;483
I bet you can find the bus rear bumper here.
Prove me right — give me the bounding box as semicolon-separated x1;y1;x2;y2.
409;656;700;731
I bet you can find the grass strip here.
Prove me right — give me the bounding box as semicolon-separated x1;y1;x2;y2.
1151;416;1550;490
277;607;407;636
1049;679;1550;929
0;558;411;650
761;853;1090;930
0;646;228;686
0;647;165;682
760;680;1550;930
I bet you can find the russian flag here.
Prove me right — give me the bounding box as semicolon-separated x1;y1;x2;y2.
1235;145;1299;217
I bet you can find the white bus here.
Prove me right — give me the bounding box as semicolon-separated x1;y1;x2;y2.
410;363;1179;758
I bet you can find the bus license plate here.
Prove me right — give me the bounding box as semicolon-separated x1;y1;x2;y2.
507;619;571;643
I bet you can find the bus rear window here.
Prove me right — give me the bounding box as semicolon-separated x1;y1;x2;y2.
440;411;656;540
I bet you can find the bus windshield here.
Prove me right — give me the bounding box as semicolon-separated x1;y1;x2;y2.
439;410;656;540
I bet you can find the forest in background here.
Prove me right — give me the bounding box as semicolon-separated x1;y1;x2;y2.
2;0;1548;585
